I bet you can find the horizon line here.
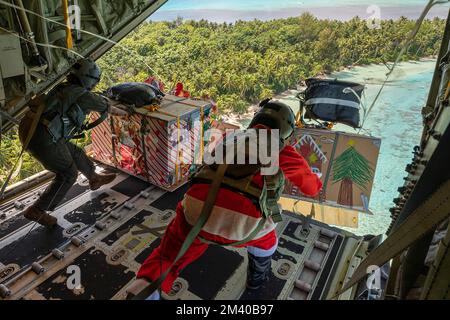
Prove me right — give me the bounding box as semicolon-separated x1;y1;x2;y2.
149;5;449;22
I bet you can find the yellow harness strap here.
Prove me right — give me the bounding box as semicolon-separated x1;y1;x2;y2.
444;81;450;102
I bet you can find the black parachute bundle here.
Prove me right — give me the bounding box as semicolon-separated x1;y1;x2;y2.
105;82;165;108
303;78;365;128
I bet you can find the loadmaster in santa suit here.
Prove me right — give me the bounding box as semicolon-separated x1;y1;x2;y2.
125;100;323;300
18;59;128;227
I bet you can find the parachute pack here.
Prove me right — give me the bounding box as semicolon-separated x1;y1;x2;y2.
302;78;365;129
192;129;285;226
105;82;165;108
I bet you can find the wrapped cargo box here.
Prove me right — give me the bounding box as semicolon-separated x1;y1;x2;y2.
92;95;214;191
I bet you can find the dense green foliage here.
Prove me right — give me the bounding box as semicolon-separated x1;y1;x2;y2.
0;131;44;183
98;15;444;113
1;15;445;185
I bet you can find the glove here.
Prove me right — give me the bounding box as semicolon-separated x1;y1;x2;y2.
108;105;129;117
103;96;130;117
311;169;322;179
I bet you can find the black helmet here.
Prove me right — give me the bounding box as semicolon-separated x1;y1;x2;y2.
249;99;296;142
69;58;101;90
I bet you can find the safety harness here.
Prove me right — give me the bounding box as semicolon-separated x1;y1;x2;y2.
130;164;228;300
1;85;107;200
39;84;107;142
192;164;285;246
130;131;285;300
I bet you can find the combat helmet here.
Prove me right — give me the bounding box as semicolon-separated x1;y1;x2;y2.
249;99;296;143
69;58;102;90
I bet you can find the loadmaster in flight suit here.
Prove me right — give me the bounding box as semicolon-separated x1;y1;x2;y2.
18;58;127;227
126;100;323;300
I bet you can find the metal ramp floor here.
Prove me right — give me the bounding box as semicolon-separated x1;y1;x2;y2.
0;166;360;300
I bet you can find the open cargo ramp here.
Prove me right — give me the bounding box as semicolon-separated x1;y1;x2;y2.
0;165;373;300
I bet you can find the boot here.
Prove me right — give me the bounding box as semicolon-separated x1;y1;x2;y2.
89;173;117;191
23;206;57;227
246;253;272;290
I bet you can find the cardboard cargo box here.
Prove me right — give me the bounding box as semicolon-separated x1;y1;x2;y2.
92;95;214;190
282;128;381;218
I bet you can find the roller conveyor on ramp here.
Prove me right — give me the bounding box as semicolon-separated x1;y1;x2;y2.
0;166;372;300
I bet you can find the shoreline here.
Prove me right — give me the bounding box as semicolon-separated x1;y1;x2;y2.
220;56;438;127
335;55;437;74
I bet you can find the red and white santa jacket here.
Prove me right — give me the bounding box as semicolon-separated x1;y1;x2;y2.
180;145;323;250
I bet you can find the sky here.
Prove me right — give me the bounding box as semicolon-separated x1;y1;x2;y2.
160;0;446;11
151;0;449;22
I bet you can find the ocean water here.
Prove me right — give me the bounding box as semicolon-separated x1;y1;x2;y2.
331;60;436;236
274;60;436;236
227;60;436;236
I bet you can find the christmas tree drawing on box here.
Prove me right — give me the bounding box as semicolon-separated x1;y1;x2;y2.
331;140;374;207
282;128;381;214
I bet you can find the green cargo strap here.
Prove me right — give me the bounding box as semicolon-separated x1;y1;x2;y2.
39;87;89;141
65;111;108;140
131;164;229;300
332;179;450;299
82;111;107;131
262;172;285;223
43;111;105;141
193;165;284;245
195;165;262;199
198;173;284;246
195;166;285;222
